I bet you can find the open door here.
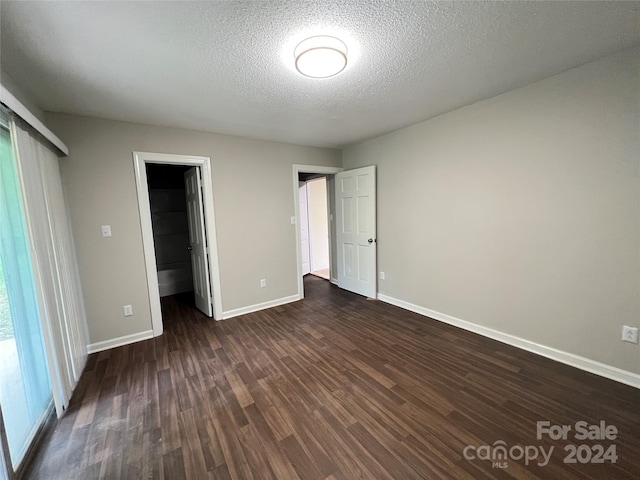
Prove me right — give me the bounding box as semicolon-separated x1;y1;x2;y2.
299;183;311;275
184;167;213;317
335;165;377;298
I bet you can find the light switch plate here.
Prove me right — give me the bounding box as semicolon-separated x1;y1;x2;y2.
101;225;112;237
123;304;133;316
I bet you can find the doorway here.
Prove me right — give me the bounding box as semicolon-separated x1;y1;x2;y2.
133;152;223;336
292;165;342;299
299;175;330;280
293;164;378;301
146;164;193;299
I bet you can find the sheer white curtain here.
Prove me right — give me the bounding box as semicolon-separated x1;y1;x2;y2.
10;116;88;416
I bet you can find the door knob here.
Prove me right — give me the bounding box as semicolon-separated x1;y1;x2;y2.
187;246;193;251
368;238;375;244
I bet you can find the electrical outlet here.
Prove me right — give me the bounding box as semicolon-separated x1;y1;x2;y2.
260;279;266;288
622;326;638;344
123;304;133;317
379;272;385;280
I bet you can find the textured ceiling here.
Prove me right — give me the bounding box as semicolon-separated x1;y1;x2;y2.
1;1;639;148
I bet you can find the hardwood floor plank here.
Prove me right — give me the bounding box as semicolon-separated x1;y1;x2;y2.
26;276;640;479
242;403;300;479
292;423;338;478
162;447;186;480
196;413;225;470
280;434;325;479
224;368;255;409
316;406;396;480
346;421;426;480
209;411;249;479
178;408;209;478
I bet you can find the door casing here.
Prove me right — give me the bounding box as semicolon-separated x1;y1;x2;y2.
133;152;223;335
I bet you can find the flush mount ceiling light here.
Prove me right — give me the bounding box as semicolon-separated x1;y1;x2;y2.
294;36;348;78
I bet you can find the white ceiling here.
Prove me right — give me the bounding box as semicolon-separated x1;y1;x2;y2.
2;1;639;148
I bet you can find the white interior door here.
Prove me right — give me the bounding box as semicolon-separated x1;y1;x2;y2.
184;167;213;316
299;182;311;275
335;165;377;298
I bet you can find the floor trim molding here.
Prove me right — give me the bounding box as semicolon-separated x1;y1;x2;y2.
222;294;300;320
377;293;640;389
87;330;154;354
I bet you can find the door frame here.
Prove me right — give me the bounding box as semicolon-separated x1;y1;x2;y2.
133;152;223;336
292;165;342;299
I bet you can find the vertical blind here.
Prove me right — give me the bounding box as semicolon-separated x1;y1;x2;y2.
10;115;88;416
0;111;53;469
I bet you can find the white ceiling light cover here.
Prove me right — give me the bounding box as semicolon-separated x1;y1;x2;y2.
294;36;348;78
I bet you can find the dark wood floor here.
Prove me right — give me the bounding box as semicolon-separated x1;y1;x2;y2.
27;276;640;479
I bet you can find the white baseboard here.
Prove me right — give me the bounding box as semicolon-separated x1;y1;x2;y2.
377;294;640;389
330;277;338;285
87;330;154;354
222;294;300;320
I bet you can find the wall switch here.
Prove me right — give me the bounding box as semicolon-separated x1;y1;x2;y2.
379;272;385;280
330;214;334;221
622;326;638;344
290;216;296;225
260;279;266;288
101;225;112;237
123;304;133;317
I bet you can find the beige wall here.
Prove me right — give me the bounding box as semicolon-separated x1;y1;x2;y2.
46;113;341;345
343;47;640;374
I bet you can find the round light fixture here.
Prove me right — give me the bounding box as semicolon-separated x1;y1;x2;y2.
294;36;347;78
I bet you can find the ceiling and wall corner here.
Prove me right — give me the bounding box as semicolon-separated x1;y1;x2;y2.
1;1;639;148
0;71;46;124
